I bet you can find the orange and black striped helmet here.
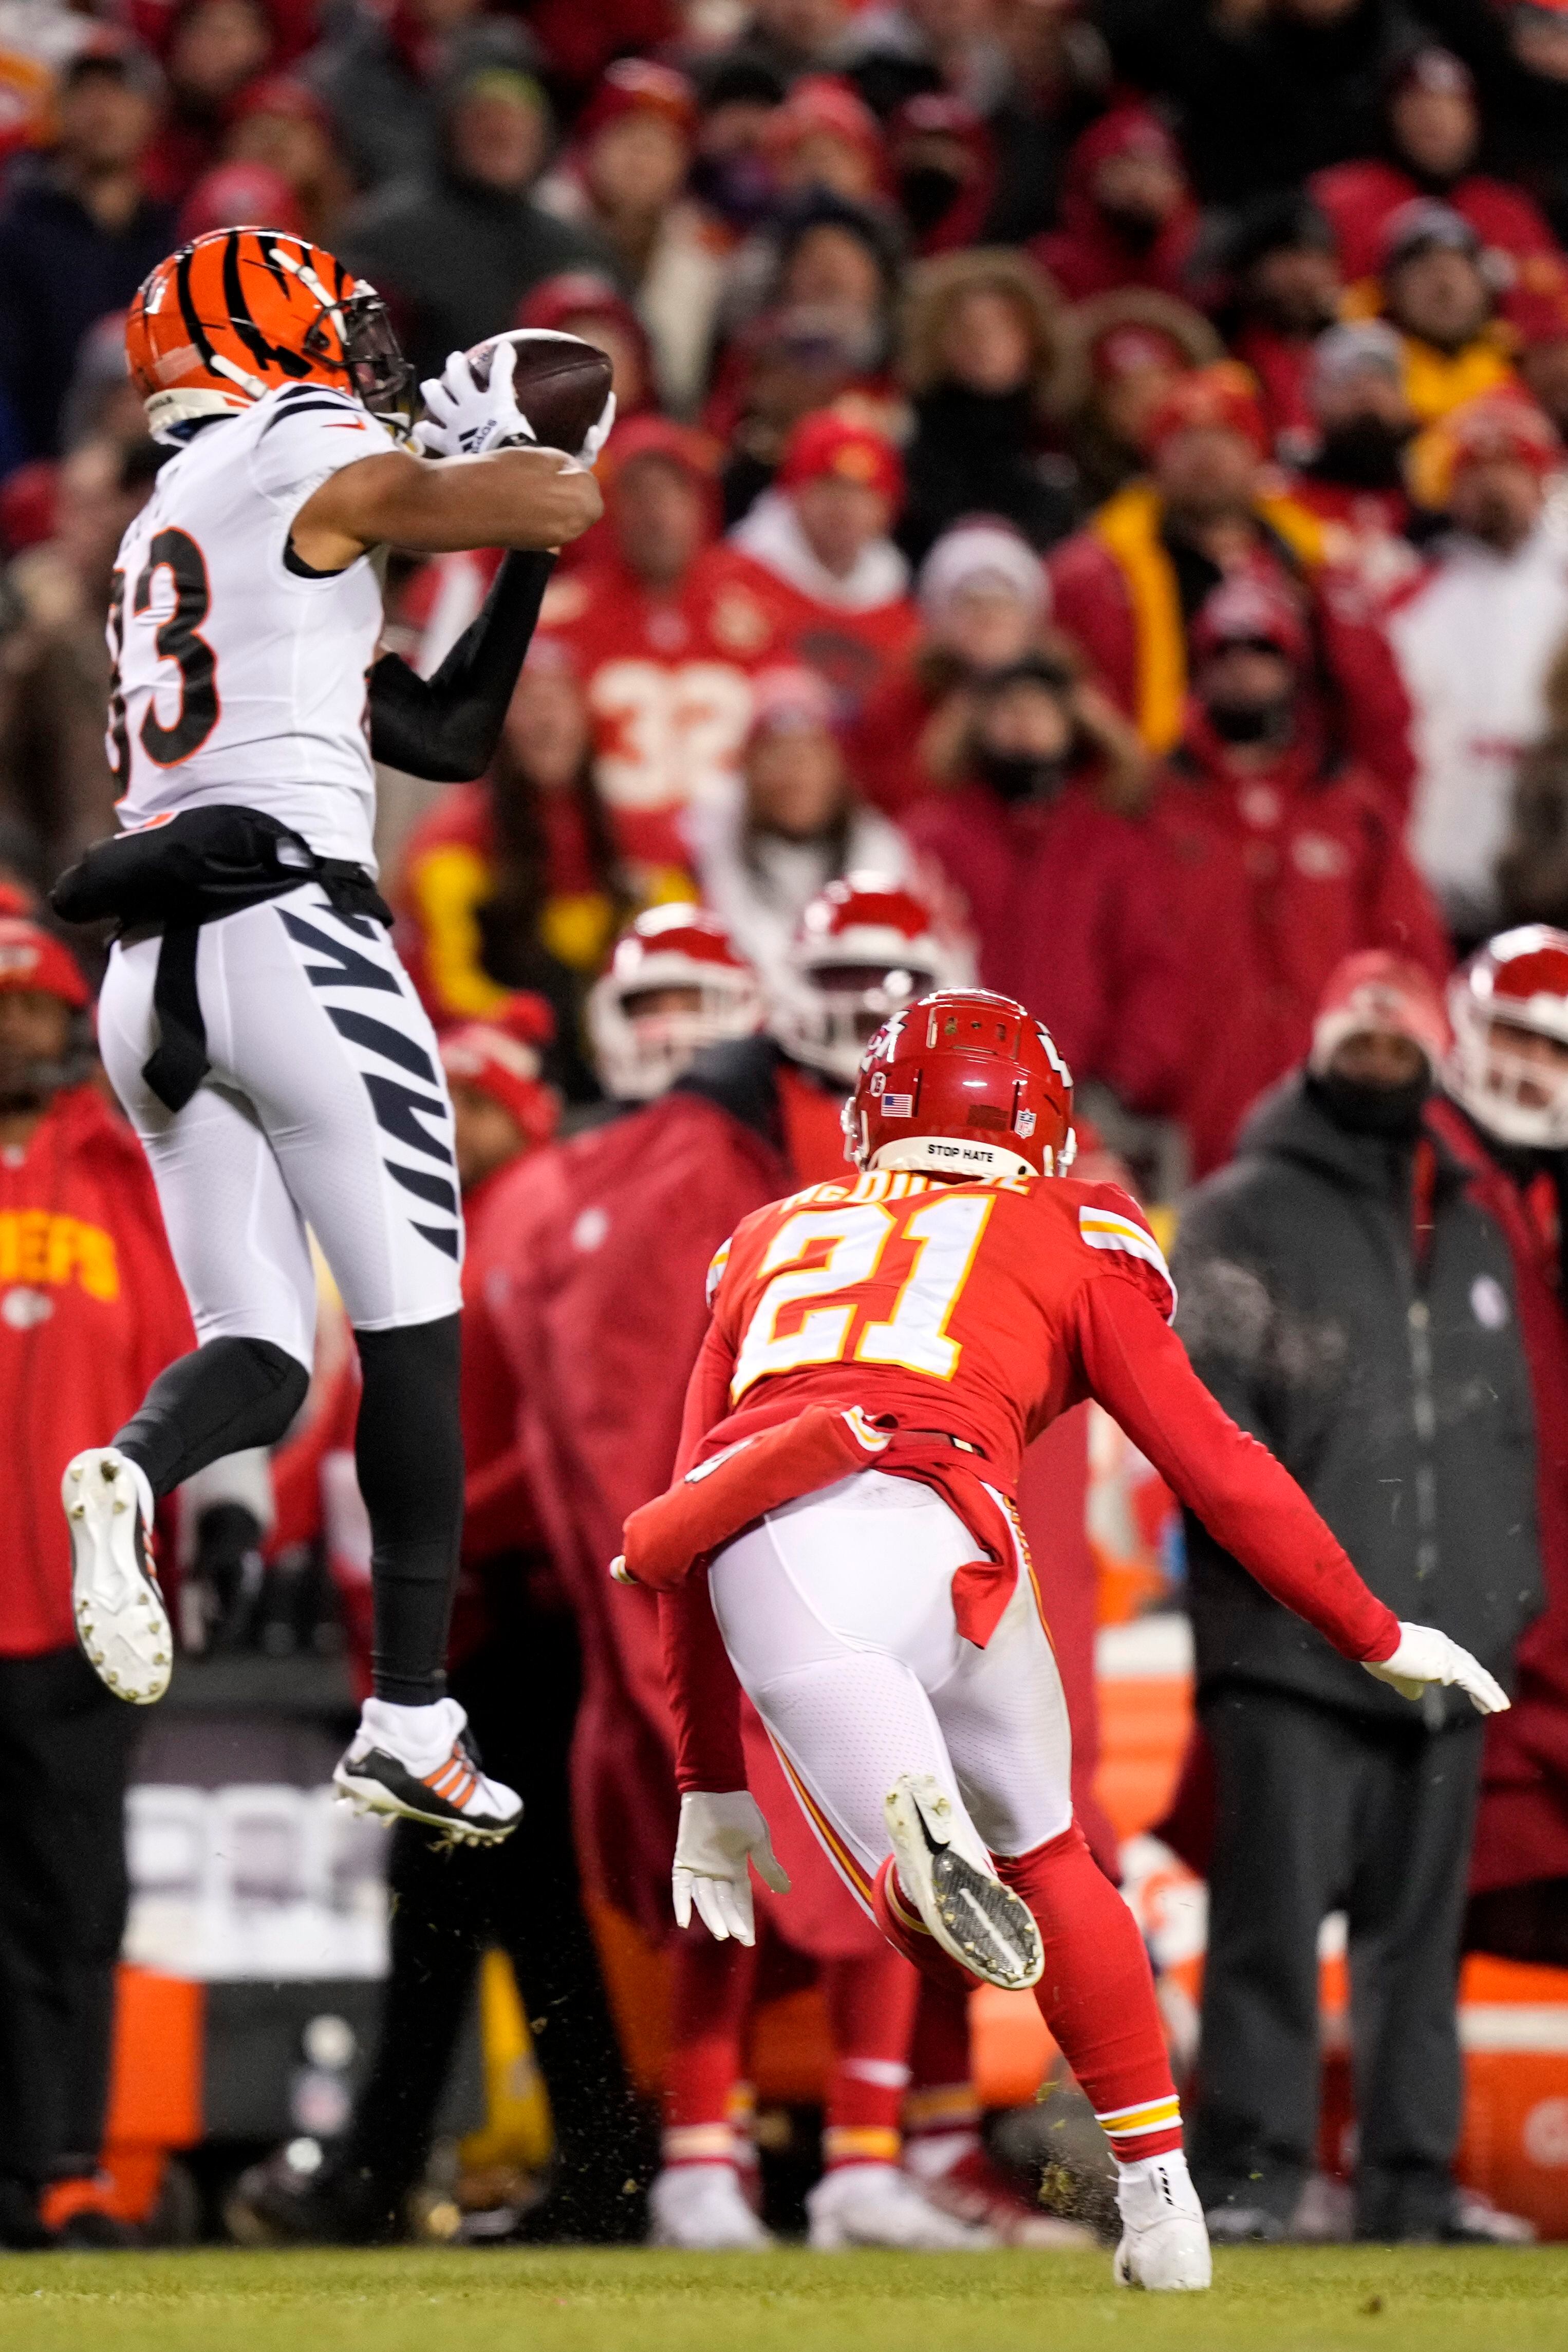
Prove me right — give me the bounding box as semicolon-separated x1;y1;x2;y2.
126;228;413;442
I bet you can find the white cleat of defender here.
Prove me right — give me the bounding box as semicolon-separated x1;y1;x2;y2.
64;1446;172;1705
647;2164;774;2251
1113;2154;1213;2291
884;1771;1043;1991
332;1694;522;1847
806;2162;997;2251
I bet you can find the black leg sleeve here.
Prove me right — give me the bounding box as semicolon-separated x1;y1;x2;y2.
354;1315;463;1705
114;1336;310;1500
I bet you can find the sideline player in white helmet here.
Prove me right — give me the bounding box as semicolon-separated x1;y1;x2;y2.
586;904;766;1101
1444;924;1568;1149
54;227;611;1845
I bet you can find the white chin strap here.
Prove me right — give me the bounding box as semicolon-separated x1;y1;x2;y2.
868;1135;1037;1182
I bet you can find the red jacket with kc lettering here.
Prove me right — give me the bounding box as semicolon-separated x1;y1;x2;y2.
0;1084;196;1655
660;1168;1402;1794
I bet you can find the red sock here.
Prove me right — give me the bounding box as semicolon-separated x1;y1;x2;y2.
903;1977;981;2156
997;1821;1183;2163
820;1946;918;2169
871;1855;977;1994
662;1929;759;2167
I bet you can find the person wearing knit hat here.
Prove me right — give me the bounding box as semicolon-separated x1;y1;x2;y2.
1171;938;1540;2247
1288;322;1420;594
1365;199;1517;426
515;270;656;418
1216;192;1343;461
439;999;559;1194
1390;388;1568;939
1049;288;1223;509
729;408;919;717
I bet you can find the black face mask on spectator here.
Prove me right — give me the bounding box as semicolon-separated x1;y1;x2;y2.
899;163;965;237
1310;1068;1432;1140
690;150;776;230
1315;414;1411;489
974;747;1071;804
1205;695;1295;747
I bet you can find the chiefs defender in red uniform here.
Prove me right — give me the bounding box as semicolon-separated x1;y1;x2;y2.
644;989;1508;2290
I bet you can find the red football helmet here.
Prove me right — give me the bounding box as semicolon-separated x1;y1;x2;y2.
776;875;970;1086
1446;924;1568;1146
587;905;763;1100
844;988;1075;1182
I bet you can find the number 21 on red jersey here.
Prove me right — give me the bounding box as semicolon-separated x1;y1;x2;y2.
729;1187;996;1402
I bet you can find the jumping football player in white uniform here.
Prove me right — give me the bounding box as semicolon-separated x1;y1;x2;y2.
58;228;607;1843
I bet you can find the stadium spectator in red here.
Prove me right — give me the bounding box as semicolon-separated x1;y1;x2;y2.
539;417;791;875
1389;391;1568;940
1150;572;1448;1173
332;39;611;382
221;74;352;241
0;36;176;461
1213;194;1344;460
177;158;305;239
762;73;886;207
1505;256;1568;442
887;91;995;255
1286;322;1419;600
0;922;198;2248
395;649;629;1094
140;0;275;204
1365;200;1516;425
1173;949;1540;2243
516;271;656;418
895;246;1074;560
729;410;919;716
845;517;1053;816
903;653;1180;1114
1047;362;1415;801
535;61;724;418
1311;46;1558;290
1049;290;1224;511
1030;105;1200;305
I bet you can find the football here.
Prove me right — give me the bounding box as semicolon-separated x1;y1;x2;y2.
462;328;613;457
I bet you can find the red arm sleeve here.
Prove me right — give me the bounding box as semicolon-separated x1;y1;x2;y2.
659;1569;748;1794
661;1306;748;1789
1072;1275;1401;1663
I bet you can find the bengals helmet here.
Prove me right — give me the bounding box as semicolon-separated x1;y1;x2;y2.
1445;924;1568;1147
775;876;970;1087
845;988;1075;1183
587;906;764;1100
127;229;414;443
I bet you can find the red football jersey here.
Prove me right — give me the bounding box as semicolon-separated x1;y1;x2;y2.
692;1166;1174;1494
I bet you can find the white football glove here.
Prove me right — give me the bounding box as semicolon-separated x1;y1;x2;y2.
672;1789;791;1945
413;339;536;460
1363;1621;1510;1715
575;386;616;468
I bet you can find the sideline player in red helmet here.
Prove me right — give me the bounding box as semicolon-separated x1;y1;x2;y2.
637;987;1508;2290
54;227;610;1845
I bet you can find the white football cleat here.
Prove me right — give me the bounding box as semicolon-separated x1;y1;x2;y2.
807;2162;996;2251
64;1447;171;1704
884;1771;1042;1990
1114;2153;1212;2291
647;2164;773;2250
333;1695;521;1846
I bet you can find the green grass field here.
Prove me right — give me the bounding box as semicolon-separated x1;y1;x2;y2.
2;2246;1567;2352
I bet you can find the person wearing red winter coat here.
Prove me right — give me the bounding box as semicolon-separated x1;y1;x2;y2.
1311;46;1558;293
1047;362;1416;808
904;657;1184;1119
0;921;197;2250
1149;573;1448;1175
1030;105;1201;305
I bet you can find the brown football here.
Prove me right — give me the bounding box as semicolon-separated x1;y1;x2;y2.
462;328;613;456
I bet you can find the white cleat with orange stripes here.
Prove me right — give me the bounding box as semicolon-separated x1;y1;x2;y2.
332;1695;521;1846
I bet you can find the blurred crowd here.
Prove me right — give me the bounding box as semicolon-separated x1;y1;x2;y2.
6;0;1568;2265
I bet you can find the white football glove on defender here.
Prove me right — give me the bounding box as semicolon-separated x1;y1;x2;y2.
414;340;536;459
673;1790;791;1944
1363;1621;1510;1714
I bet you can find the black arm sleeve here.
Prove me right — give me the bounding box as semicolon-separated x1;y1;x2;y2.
367;549;555;783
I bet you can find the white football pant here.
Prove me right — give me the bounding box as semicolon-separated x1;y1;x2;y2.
708;1469;1075;1906
99;887;464;1369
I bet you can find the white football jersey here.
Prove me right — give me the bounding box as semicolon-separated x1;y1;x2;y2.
109;381;399;869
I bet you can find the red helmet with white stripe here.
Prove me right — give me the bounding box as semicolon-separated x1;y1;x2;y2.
845;988;1075;1182
587;905;763;1100
1445;924;1568;1146
776;875;969;1086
